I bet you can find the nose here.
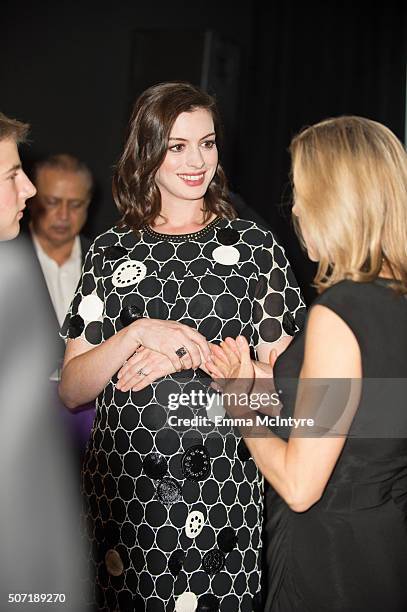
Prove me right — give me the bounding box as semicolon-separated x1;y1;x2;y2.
57;202;70;221
20;173;36;202
186;145;205;169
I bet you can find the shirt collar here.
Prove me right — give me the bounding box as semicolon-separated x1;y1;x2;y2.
31;231;81;267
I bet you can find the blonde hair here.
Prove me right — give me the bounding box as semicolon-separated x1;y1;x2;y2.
290;116;407;294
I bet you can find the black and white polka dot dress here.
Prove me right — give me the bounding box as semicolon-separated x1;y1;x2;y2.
61;218;305;612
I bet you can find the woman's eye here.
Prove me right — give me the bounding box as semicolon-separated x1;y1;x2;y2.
201;140;216;149
169;144;184;152
9;173;18;181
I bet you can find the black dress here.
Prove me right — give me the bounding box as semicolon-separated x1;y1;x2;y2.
61;218;305;612
267;279;407;612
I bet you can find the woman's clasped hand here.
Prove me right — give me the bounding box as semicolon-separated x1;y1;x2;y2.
116;318;211;391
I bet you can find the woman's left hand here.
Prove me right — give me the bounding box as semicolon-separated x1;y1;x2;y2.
116;346;175;392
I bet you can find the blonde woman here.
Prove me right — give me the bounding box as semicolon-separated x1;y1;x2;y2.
207;116;407;611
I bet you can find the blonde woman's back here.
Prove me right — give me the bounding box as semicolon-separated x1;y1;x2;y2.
266;278;407;612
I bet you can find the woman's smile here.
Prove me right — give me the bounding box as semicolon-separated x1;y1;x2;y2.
177;171;206;186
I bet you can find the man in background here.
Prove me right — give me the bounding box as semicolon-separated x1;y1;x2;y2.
27;154;95;459
29;153;92;331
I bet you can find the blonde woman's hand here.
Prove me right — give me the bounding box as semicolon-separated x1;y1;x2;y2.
205;336;255;395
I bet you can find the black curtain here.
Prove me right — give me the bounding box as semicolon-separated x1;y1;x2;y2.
237;1;407;303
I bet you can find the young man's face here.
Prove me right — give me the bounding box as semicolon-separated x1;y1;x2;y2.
0;138;36;240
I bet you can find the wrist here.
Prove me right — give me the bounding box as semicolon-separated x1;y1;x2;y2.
128;317;145;346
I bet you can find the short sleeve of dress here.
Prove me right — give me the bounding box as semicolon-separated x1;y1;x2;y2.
59;242;105;346
252;232;306;348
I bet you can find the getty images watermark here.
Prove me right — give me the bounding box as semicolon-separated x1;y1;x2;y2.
167;388;315;430
164;378;407;438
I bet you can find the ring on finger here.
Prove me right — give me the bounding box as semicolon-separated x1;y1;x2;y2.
175;346;188;358
137;368;148;377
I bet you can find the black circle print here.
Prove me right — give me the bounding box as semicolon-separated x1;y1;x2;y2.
120;304;144;326
216;227;240;246
182;445;211;481
157;478;182;505
202;549;226;575
104;245;128;260
143;453;168;480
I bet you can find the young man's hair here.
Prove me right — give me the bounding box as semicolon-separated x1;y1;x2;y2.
0;111;29;144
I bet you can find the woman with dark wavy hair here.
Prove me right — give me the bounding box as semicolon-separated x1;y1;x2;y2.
59;82;305;611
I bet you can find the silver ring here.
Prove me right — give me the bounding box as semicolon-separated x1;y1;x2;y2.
175;346;188;358
137;369;148;377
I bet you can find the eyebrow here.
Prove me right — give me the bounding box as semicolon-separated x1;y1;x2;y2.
3;163;21;177
41;195;89;203
169;131;216;142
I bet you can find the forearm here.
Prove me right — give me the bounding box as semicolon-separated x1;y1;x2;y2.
243;432;294;501
59;327;139;411
243;429;324;512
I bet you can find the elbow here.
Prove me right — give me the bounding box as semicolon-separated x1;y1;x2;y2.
285;488;323;513
58;382;79;412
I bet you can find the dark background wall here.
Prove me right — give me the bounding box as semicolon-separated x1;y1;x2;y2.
1;0;406;303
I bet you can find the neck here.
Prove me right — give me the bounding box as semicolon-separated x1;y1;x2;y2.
32;227;75;266
153;198;211;232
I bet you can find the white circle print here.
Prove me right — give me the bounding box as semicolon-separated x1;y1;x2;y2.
212;245;240;265
78;294;104;321
185;511;205;539
112;261;147;288
175;591;198;612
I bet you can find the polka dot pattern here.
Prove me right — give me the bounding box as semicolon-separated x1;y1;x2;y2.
60;218;305;610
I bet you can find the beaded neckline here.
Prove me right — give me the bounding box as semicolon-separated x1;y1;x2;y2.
142;217;221;242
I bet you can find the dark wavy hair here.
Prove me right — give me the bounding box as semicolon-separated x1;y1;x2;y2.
113;82;236;230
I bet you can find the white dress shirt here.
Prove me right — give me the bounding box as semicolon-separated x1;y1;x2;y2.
32;233;82;327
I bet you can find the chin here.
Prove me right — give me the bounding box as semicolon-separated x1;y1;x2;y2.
180;187;209;201
51;233;72;245
0;222;20;242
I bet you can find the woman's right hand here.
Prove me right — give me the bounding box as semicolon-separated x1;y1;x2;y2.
129;318;211;371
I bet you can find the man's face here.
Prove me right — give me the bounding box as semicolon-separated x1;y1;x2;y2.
32;168;91;247
0;139;36;241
